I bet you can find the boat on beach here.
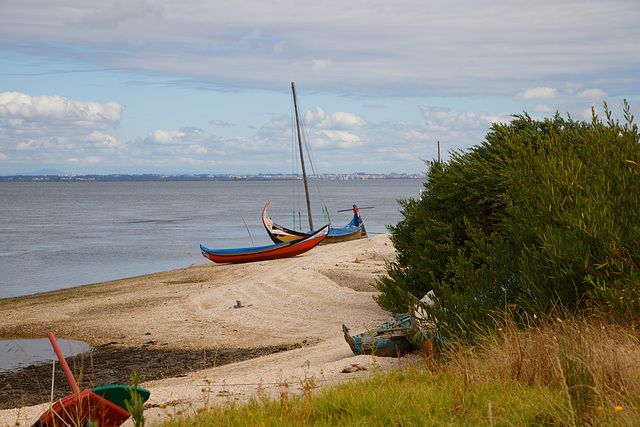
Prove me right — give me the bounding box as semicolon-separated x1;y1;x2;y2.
342;292;441;357
34;333;150;427
262;202;367;244
342;313;415;357
200;224;329;264
262;82;370;244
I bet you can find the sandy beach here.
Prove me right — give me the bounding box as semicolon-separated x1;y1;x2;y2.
0;234;420;426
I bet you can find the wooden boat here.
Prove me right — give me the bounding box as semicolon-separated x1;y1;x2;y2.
34;333;150;427
342;293;442;358
200;224;328;264
262;202;367;244
262;82;370;244
342;313;415;357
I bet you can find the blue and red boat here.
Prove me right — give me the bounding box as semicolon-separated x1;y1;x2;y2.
200;224;328;264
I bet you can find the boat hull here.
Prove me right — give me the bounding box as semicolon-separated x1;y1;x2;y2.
35;389;131;427
262;202;366;244
342;313;415;357
200;224;328;264
342;324;414;357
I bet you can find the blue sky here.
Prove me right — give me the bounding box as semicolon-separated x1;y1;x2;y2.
1;0;639;175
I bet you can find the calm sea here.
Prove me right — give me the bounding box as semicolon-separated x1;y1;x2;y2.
0;179;424;300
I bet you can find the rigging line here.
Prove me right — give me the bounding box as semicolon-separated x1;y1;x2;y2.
362;207;375;223
297;103;331;225
241;217;254;247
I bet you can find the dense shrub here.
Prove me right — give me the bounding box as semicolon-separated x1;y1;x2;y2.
375;101;640;339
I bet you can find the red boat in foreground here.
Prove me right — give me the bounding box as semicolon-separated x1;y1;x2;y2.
34;332;150;427
200;224;328;264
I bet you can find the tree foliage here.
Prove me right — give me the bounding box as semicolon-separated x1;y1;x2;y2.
375;101;640;339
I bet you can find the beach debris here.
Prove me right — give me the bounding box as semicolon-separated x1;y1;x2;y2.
341;364;366;373
234;300;243;308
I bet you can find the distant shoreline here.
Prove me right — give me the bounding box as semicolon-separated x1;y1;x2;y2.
0;173;425;182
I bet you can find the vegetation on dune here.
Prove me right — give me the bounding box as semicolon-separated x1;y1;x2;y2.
375;100;640;341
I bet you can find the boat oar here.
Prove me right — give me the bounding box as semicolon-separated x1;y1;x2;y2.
337;206;374;212
47;332;80;395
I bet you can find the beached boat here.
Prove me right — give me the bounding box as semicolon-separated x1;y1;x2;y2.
34;333;150;427
342;313;415;357
262;202;366;244
262;82;370;244
200;224;328;264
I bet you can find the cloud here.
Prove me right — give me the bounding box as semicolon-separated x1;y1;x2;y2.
209;119;235;127
74;0;164;30
0;92;125;128
0;92;126;171
419;106;511;130
533;104;555;113
572;89;608;100
514;87;559;101
84;131;125;148
142;128;210;156
146;129;187;145
314;130;363;149
1;0;637;103
304;106;367;130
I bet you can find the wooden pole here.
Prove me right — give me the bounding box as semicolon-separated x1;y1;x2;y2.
291;82;314;231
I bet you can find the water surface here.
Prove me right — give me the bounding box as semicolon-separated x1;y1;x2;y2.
1;179;424;299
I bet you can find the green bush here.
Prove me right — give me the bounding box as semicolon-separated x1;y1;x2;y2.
376;101;640;339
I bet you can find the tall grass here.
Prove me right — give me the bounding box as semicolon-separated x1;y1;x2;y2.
153;314;640;426
450;314;640;426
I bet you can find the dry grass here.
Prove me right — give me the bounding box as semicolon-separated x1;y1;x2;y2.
446;314;640;425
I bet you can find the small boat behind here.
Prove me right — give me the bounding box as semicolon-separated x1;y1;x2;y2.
200;224;328;264
342;313;415;357
262;202;367;244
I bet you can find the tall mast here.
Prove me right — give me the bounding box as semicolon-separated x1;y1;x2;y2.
291;81;314;231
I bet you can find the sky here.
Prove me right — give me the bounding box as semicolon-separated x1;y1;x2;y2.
1;0;639;176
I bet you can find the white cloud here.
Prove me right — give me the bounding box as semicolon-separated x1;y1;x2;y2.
314;130;362;149
419;106;511;130
140;128;213;156
209;119;235;127
304;107;367;130
146;129;187;145
0;92;124;126
84;131;125;148
85;156;104;164
572;89;608;100
533;104;554;113
0;92;127;172
514;87;559;101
